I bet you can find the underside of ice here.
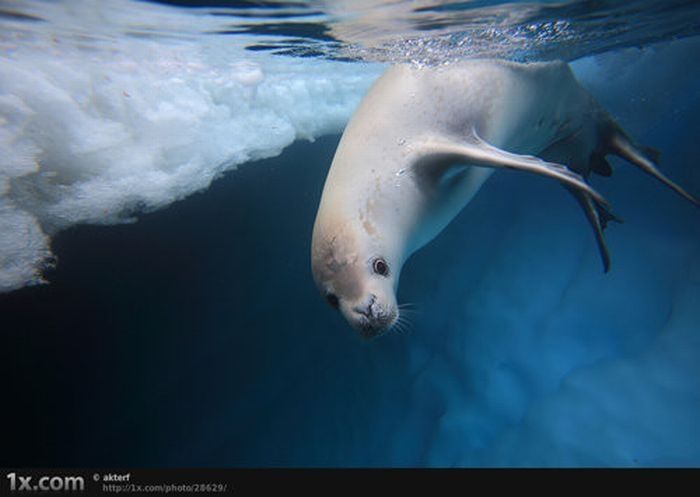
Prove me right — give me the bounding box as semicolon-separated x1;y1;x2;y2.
0;7;382;291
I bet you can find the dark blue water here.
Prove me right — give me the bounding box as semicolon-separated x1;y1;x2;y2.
0;136;343;466
1;1;699;467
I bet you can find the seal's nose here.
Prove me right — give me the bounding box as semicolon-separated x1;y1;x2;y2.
350;294;396;339
353;294;377;318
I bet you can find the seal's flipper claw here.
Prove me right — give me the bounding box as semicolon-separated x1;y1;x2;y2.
610;134;700;207
565;186;614;273
415;134;611;212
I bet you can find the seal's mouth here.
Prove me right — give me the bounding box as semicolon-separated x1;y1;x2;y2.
357;321;393;339
349;294;397;339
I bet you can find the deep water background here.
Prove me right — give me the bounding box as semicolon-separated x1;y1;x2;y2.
1;41;700;467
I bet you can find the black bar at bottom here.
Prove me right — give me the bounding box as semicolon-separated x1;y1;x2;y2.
0;468;692;494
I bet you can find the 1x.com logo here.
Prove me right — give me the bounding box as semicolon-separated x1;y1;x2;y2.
6;472;85;492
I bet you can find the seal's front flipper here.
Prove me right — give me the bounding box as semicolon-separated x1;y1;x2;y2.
415;133;611;211
610;133;700;206
565;186;622;273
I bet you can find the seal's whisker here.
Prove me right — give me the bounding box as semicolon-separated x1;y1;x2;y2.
398;302;419;309
398;308;419;317
398;303;422;317
397;308;420;324
392;314;414;336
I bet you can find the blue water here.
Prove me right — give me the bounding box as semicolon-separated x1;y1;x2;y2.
0;0;699;467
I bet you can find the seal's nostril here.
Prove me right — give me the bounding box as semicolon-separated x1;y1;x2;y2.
353;304;372;318
353;294;377;318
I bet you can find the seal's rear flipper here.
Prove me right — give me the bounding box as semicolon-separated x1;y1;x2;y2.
610;133;700;206
565;186;623;273
415;133;611;213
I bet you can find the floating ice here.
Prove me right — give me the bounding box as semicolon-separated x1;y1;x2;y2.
0;0;383;292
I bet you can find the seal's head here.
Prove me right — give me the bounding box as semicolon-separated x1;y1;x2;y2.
311;220;399;338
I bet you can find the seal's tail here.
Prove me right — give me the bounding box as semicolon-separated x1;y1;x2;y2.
575;123;699;272
566;185;622;273
607;130;700;206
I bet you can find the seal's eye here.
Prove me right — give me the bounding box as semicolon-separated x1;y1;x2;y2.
326;293;340;310
372;258;389;277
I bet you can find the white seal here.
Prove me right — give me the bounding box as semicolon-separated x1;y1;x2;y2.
311;60;698;337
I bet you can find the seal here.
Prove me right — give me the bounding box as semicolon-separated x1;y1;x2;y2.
311;59;698;338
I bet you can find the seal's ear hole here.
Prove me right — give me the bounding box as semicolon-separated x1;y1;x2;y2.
326;293;340;310
372;258;389;277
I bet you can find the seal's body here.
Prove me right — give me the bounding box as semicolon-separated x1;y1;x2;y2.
311;60;698;337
